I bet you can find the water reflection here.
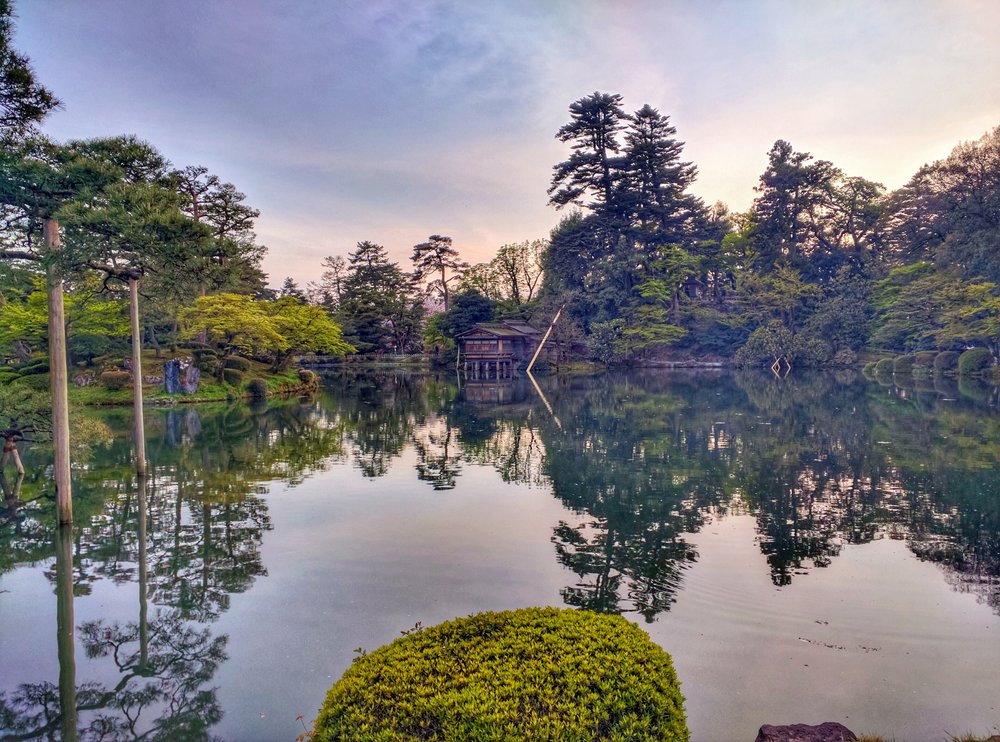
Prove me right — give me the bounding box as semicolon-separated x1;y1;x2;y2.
2;370;1000;737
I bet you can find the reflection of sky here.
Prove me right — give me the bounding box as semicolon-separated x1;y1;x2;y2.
14;1;1000;286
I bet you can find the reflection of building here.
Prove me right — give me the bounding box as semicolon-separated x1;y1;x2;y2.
456;321;543;379
462;380;531;405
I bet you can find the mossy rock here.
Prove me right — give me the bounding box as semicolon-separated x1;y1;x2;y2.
958;347;993;376
934;350;961;375
314;607;688;741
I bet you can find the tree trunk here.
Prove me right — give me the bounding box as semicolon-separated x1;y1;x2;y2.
45;218;73;524
130;277;147;476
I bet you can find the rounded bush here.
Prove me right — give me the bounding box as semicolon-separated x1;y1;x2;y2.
874;358;894;375
18;360;49;375
314;607;688;741
862;362;877;378
247;378;268;400
225;356;252;372
0;371;19;384
958;347;993;376
913;351;937;368
100;370;132;391
934;350;961;375
297;368;318;385
222;368;244;385
893;354;916;375
17;374;50;391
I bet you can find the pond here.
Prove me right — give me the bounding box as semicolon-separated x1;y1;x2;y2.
1;370;999;741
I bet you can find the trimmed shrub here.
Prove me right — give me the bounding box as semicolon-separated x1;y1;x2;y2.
874;358;894;375
18;360;49;375
862;362;877;378
934;351;961;375
314;607;689;741
247;378;268;400
297;368;318;385
100;370;132;391
913;351;937;368
958;347;993;376
222;368;244;385
224;356;252;372
893;354;916;375
0;372;18;384
17;373;50;391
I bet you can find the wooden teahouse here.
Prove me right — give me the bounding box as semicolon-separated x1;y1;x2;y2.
456;321;543;380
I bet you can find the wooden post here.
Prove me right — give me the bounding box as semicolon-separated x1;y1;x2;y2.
45;218;73;524
526;304;564;374
129;277;147;476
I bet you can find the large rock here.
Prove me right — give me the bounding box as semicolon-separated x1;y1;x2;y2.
163;359;182;394
755;722;857;742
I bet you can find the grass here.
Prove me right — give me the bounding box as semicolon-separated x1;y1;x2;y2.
15;350;318;406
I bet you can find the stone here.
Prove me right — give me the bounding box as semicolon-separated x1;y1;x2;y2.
181;364;200;394
72;373;95;387
163;359;182;394
755;722;857;742
143;374;163;385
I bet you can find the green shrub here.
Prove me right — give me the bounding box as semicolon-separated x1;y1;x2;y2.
297;368;318;384
18;360;49;375
914;351;937;368
247;378;268;400
862;362;877;378
958;347;993;376
874;358;894;375
893;354;916;375
17;373;50;391
0;372;19;384
224;356;252;372
934;351;961;375
314;607;689;741
222;368;244;385
100;370;132;391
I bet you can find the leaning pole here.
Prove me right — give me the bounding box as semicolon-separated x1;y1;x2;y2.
129;276;147;475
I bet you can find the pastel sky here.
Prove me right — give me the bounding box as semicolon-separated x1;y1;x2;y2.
13;0;1000;288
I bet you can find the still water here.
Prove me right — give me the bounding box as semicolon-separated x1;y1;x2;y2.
1;370;999;741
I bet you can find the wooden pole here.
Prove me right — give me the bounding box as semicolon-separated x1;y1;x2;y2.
45;218;73;524
129;277;147;475
526;304;564;374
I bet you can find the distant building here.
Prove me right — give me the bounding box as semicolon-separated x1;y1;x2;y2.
456;321;544;379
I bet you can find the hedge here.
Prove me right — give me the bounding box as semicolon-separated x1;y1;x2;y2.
247;378;268;399
224;356;252;372
958;348;993;376
314;607;689;741
100;370;132;391
934;351;961;375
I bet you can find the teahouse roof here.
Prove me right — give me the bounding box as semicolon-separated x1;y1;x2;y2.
455;320;542;339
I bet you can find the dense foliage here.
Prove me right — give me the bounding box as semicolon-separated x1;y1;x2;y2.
314;607;688;741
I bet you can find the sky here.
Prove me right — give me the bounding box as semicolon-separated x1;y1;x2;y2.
12;0;1000;289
